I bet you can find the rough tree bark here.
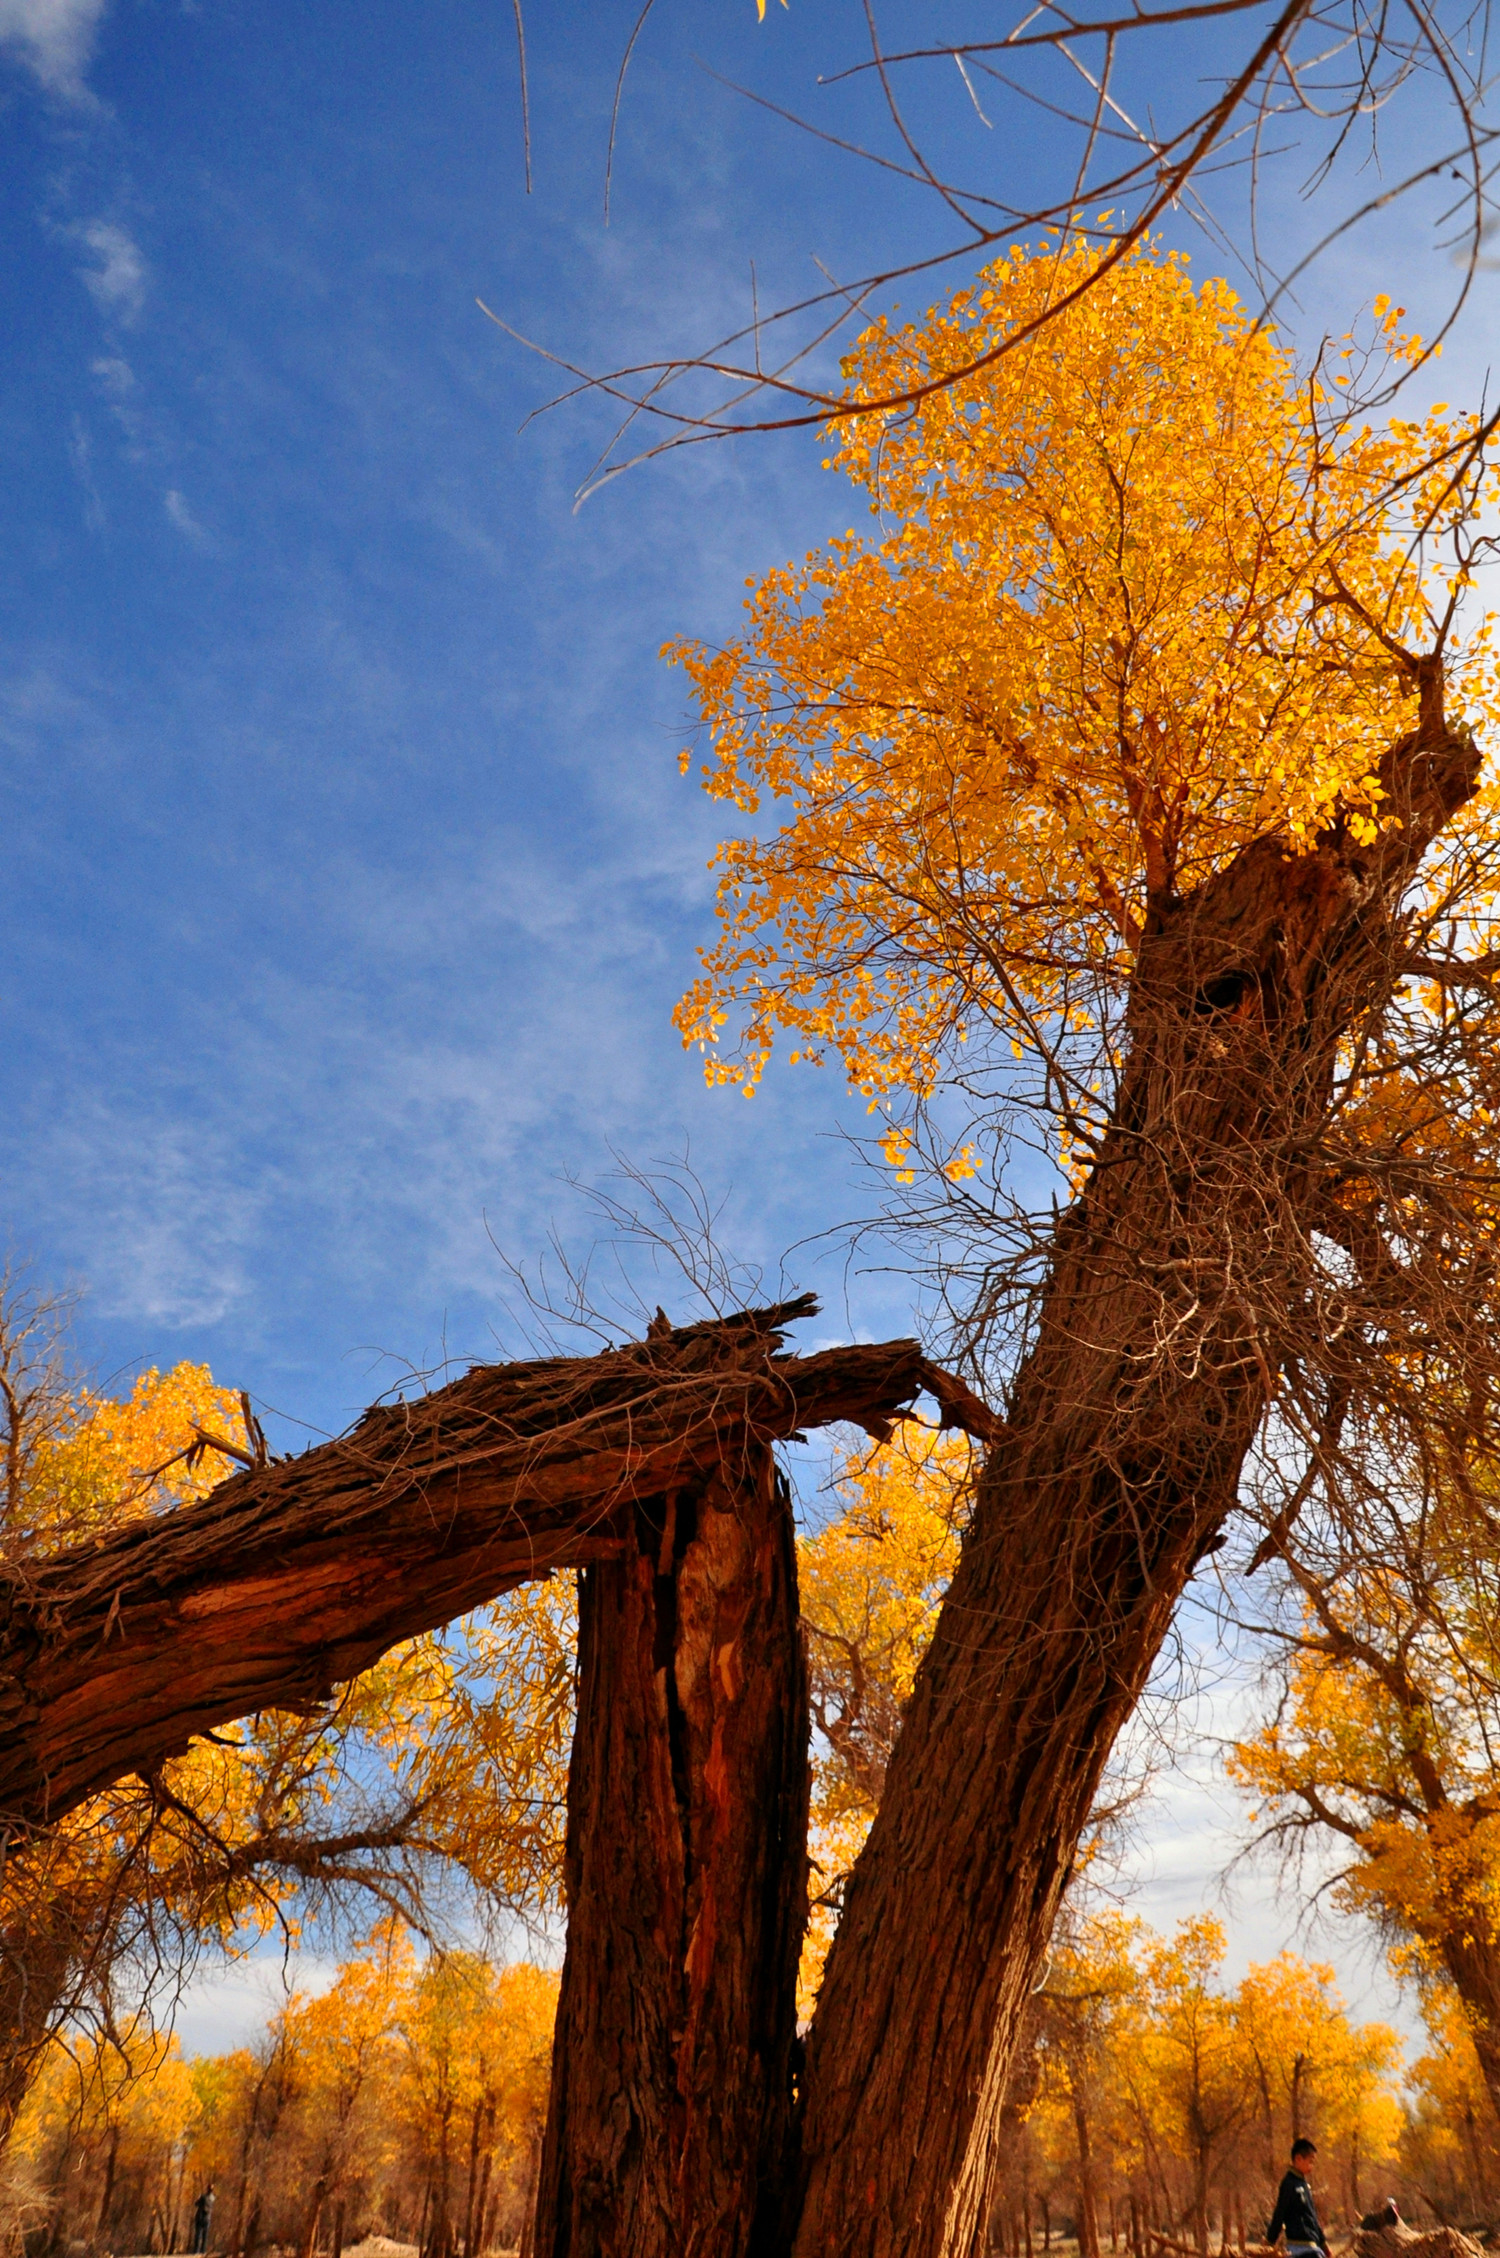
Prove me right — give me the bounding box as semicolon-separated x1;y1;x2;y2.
1440;1929;1500;2120
0;1301;978;1834
787;690;1480;2258
533;1442;808;2258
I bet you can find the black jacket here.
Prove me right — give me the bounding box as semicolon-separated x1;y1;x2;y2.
1267;2170;1327;2251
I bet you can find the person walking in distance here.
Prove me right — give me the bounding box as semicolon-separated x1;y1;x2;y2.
190;2186;215;2253
1267;2140;1329;2257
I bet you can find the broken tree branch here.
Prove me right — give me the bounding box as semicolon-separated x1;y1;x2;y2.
0;1298;980;1835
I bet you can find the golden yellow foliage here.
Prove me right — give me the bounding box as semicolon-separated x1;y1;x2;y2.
1230;1538;1500;2101
399;1949;558;2168
1233;1950;1402;2175
11;2019;200;2250
17;1360;250;1551
669;237;1500;1108
798;1427;967;1815
1021;1913;1401;2244
13;1928;561;2258
11;2023;197;2170
367;1577;576;1912
794;1428;968;2009
2;1353;574;2106
1399;1984;1500;2208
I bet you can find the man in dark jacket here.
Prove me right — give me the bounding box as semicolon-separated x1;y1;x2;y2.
1267;2139;1329;2255
190;2186;215;2254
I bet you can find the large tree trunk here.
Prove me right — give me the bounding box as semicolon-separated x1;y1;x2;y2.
0;1303;979;1831
788;694;1480;2258
533;1442;808;2258
1439;1926;1500;2123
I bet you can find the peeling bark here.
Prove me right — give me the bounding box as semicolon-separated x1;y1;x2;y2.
534;1443;808;2258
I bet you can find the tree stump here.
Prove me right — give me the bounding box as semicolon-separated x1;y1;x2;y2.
532;1441;809;2258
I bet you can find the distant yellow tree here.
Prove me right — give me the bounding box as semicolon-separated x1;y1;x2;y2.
1030;1909;1143;2258
1123;1920;1248;2256
278;1935;409;2258
1234;1954;1401;2220
1231;1530;1500;2120
398;1947;558;2258
1;1324;574;2136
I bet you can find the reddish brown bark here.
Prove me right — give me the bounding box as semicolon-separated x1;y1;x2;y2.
1436;1926;1500;2123
788;698;1481;2258
0;1303;983;1834
532;1441;809;2258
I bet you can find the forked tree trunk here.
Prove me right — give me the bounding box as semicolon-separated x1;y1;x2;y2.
787;696;1479;2258
533;1442;809;2258
1191;2148;1210;2258
0;1308;982;2141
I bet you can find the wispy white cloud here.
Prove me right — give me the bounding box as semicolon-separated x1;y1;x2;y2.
74;218;146;322
91;353;135;396
36;1100;264;1331
164;488;209;545
66;413;104;529
91;354;150;455
0;0;109;94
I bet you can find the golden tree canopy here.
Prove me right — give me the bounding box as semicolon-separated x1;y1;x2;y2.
670;236;1500;1103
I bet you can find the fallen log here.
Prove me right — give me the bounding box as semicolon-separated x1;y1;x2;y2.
1355;2231;1488;2258
0;1297;989;1835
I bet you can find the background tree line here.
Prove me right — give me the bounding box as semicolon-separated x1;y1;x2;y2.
4;1930;555;2258
15;1898;1500;2258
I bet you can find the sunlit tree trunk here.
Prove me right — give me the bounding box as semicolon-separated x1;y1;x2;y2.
96;2120;120;2240
463;2103;491;2258
788;700;1479;2258
533;1445;809;2258
517;2134;542;2258
1191;2140;1210;2257
299;2174;327;2258
1440;1926;1500;2120
1074;2097;1102;2258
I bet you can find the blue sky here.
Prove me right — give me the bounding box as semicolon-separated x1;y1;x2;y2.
2;0;934;1435
4;0;1495;2044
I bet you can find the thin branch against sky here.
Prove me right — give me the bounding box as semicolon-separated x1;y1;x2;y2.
515;0;1500;491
